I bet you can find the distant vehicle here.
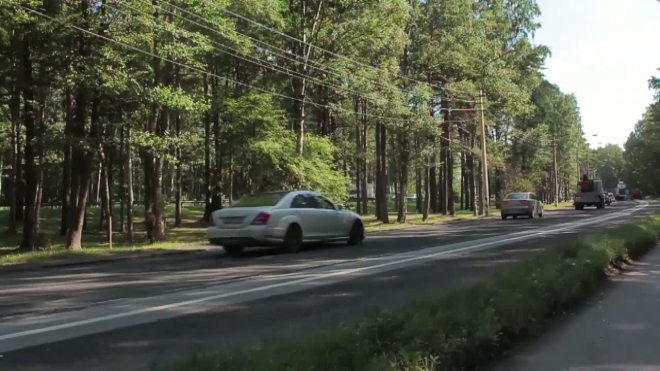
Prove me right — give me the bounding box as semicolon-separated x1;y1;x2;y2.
574;175;606;210
500;192;544;220
631;188;643;200
206;190;365;256
607;192;615;203
615;181;628;201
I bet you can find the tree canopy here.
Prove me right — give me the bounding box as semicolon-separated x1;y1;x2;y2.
0;0;592;250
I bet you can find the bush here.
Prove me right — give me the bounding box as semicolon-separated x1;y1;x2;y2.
170;216;660;371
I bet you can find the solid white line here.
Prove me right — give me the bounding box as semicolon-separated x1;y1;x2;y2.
0;202;647;342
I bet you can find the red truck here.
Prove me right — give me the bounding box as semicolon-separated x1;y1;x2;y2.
631;188;643;200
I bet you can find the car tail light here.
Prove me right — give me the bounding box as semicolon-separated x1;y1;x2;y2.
250;212;271;225
521;200;528;203
574;195;582;199
501;201;508;205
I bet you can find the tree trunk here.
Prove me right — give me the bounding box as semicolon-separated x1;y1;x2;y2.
118;118;125;232
354;98;362;214
396;131;409;223
469;129;477;215
33;91;47;238
7;51;20;233
99;145;112;247
360;101;368;214
210;71;222;214
66;87;98;250
174;111;183;228
446;113;455;216
19;28;38;251
203;74;212;222
374;122;389;223
422;156;430;221
60;84;75;236
174;66;183;227
429;160;437;213
126;121;134;242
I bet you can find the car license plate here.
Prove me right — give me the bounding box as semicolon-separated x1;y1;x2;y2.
223;217;243;225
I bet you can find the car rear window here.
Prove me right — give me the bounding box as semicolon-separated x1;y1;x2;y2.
233;192;289;207
505;193;528;199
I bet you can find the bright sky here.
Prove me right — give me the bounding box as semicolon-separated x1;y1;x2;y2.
533;0;660;149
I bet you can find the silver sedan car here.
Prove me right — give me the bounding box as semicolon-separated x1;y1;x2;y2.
206;190;365;256
500;192;544;220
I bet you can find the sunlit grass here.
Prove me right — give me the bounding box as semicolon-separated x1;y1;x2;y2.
544;201;574;211
362;209;476;231
0;204;207;265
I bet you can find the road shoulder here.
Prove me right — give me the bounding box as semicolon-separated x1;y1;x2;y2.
493;243;660;371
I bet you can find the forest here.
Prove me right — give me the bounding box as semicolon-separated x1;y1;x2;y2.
623;73;660;195
0;0;592;252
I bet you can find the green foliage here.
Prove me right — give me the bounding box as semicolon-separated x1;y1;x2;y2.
592;144;625;187
624;89;660;195
247;129;350;203
168;216;660;371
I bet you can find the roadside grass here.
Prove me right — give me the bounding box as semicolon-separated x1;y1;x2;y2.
348;200;483;230
544;201;573;211
0;205;207;265
168;215;660;371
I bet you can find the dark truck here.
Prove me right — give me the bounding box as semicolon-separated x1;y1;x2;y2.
574;175;606;210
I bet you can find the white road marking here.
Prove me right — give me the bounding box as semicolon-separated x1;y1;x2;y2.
0;202;647;352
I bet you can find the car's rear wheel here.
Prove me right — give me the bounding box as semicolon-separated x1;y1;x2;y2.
282;224;303;253
501;215;507;220
223;245;244;257
513;215;518;219
539;208;544;217
528;212;535;219
347;220;365;246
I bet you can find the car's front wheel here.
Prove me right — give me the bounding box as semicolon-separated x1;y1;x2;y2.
347;220;365;246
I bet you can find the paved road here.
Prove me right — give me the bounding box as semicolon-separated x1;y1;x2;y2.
0;201;656;371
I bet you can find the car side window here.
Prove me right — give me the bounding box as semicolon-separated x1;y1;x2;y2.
314;196;336;210
290;194;317;209
530;194;537;200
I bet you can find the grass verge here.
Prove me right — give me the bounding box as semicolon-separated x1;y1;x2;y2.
168;215;660;371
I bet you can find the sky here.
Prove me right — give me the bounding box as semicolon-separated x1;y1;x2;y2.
533;0;660;149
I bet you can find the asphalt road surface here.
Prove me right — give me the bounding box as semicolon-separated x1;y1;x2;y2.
0;201;657;371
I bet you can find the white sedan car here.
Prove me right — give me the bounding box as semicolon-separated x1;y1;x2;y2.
207;190;365;256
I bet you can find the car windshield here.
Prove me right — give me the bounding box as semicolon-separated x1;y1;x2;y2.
505;193;528;200
232;191;289;207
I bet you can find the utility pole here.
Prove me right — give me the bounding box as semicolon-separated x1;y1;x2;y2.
553;122;558;206
479;88;489;216
576;144;580;181
586;148;590;178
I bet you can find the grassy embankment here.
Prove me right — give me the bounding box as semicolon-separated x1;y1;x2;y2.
168;215;660;371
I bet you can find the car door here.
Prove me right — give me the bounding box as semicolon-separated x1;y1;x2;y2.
290;193;320;239
312;194;341;238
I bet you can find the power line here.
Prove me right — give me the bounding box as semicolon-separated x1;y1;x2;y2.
5;0;480;128
106;1;395;106
155;0;478;101
146;0;402;95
